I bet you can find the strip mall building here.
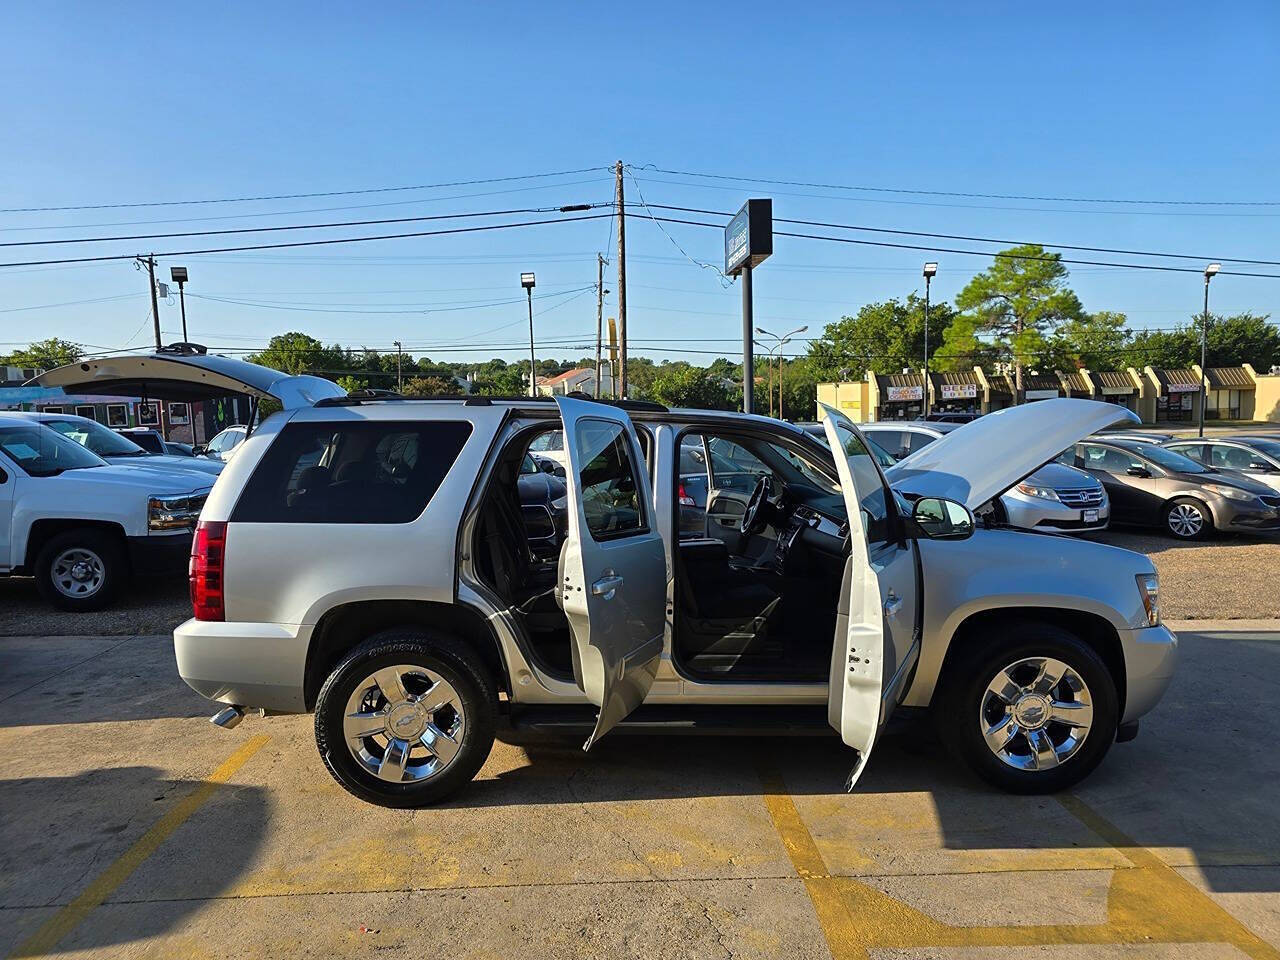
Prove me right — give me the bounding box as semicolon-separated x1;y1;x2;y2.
818;363;1280;425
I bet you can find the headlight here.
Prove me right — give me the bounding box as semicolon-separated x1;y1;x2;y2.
148;493;208;531
1015;481;1060;502
1136;572;1160;626
1202;483;1254;503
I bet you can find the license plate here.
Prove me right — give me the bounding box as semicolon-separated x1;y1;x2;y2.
1083;509;1099;523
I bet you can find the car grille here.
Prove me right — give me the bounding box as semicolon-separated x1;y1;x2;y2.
1262;495;1280;509
1057;487;1105;508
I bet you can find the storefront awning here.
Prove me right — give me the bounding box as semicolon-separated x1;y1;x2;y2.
929;371;980;401
1153;368;1202;395
1092;370;1136;395
875;372;926;403
1058;370;1091;394
1205;366;1255;389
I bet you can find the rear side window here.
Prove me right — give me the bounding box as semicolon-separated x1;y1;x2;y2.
232;420;472;524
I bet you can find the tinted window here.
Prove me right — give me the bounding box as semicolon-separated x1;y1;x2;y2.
905;431;936;455
575;419;646;540
866;429;909;461
1210;444;1259;470
1125;443;1206;474
127;431;166;454
1080;444;1143;474
1166;443;1207;464
232;421;472;524
829;424;892;545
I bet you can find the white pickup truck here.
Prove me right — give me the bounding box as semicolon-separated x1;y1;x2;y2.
0;413;213;610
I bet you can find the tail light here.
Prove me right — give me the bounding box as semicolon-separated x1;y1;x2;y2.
190;520;227;621
678;482;695;507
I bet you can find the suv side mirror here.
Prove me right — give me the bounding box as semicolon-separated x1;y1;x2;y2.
1126;465;1151;478
539;459;556;474
192;444;206;456
911;497;974;540
1248;460;1273;472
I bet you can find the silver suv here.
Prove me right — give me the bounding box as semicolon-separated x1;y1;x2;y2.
40;352;1177;807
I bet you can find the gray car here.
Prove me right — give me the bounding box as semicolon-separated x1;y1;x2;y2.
861;421;1109;533
1063;438;1280;539
1162;436;1280;494
35;352;1177;808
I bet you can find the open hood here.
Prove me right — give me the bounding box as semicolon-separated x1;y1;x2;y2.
885;398;1138;509
30;348;345;408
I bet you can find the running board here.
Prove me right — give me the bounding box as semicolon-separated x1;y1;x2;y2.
504;704;836;737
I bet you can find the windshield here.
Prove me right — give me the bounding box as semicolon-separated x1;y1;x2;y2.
45;418;147;457
1125;443;1208;474
0;425;107;476
1245;438;1280;459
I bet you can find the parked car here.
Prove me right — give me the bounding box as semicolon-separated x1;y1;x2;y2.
198;424;249;462
0;415;213;610
1162;436;1280;493
12;412;222;478
517;452;569;559
861;421;1109;534
1093;431;1175;444
1060;438;1280;539
923;411;980;424
117;426;201;459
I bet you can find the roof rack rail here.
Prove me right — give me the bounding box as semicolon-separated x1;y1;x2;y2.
563;390;668;412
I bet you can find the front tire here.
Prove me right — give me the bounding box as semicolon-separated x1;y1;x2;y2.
34;528;126;612
936;622;1119;794
1164;497;1211;540
314;629;496;808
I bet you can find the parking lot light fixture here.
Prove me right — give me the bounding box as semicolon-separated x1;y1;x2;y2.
923;262;938;417
170;265;190;342
1199;264;1221;438
522;273;536;396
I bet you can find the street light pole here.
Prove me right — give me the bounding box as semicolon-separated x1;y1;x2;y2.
1199;263;1220;438
755;324;807;420
922;262;937;418
393;340;403;392
521;272;537;397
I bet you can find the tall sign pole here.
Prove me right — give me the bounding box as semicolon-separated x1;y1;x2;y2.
724;199;772;415
615;161;628;398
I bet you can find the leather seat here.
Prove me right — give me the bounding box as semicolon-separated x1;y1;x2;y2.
677;538;779;624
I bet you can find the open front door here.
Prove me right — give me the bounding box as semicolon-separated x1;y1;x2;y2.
556;396;667;749
820;405;908;789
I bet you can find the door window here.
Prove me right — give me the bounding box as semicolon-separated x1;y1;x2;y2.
867;429;909;461
827;423;893;545
1080;444;1142;474
1209;444;1259;471
575;419;646;541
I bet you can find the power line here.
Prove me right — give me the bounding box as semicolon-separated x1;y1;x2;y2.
0;167;609;214
0;203;608;249
0;213;613;269
638;165;1280;207
644;214;1280;279
185;285;596;315
646;204;1280;268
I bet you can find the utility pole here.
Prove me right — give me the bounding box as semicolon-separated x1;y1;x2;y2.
615;160;628;398
137;255;162;349
393;340;403;392
595;254;605;398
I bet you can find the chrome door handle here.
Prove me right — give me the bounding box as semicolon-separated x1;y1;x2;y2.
591;574;624;598
884;593;903;617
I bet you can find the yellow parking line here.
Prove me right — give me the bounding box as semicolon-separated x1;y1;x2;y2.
8;735;270;960
758;762;1280;960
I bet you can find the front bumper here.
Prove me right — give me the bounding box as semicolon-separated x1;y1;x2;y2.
1215;500;1280;531
126;531;194;577
1119;622;1178;724
174;618;312;713
1000;494;1110;533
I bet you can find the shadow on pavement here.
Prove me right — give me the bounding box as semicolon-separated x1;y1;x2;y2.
1;765;268;956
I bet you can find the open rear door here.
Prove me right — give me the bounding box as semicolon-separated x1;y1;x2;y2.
555;396;667;749
821;405;906;789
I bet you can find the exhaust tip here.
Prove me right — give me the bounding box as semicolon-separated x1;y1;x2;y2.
210;706;244;729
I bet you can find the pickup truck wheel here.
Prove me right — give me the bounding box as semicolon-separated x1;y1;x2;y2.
314;629;496;808
937;623;1119;794
34;530;125;611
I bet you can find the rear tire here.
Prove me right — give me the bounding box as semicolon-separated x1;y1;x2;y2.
1163;497;1211;540
936;621;1119;794
314;628;496;808
34;529;126;612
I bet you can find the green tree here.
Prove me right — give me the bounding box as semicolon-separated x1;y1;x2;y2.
335;375;368;394
648;365;732;409
1046;311;1132;371
944;246;1084;398
1204;312;1280;370
401;375;462;396
808;294;957;378
3;337;84;370
248;332;342;376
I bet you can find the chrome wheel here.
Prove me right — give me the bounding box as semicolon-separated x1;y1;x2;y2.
979;657;1093;771
50;547;106;599
342;664;464;784
1167;502;1204;538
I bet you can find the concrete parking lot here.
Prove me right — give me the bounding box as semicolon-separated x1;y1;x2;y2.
2;622;1278;959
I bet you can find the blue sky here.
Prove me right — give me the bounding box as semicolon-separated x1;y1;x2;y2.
2;1;1277;370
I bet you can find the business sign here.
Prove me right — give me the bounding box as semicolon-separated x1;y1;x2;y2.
940;383;977;400
724;199;773;276
1100;385;1134;395
1025;389;1060;400
885;385;924;402
1167;382;1200;393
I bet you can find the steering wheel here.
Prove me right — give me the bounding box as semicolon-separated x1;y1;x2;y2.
740;475;774;535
